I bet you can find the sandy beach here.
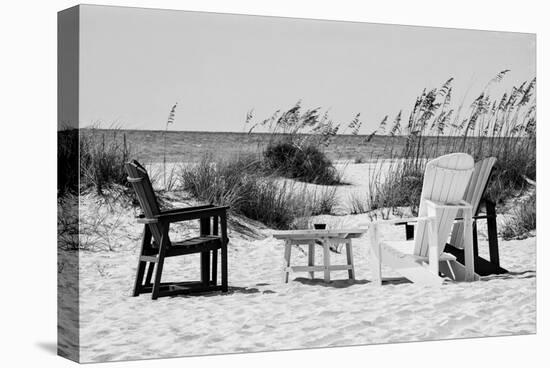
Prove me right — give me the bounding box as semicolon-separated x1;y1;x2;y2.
57;162;536;362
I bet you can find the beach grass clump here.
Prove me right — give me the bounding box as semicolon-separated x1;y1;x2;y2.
58;192;130;251
181;154;336;229
180;154;260;207
79;127;131;195
501;191;536;240
263;141;340;185
246;100;360;185
57;193;79;250
485;149;536;204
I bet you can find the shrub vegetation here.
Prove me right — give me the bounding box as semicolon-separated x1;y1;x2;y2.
263;142;340;185
246;101;362;185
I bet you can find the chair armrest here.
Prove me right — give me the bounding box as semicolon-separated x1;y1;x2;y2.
136;206;229;224
160;204;216;215
394;220;413;226
454;214;493;222
366;216;434;226
156;206;230;223
396;213;489;226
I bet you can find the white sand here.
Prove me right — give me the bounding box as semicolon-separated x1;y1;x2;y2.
60;163;536;363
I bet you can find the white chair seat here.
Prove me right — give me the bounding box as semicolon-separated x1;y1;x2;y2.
382;240;457;262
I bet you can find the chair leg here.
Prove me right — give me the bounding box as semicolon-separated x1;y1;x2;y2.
405;224;415;240
152;228;169;300
220;213;229;292
462;207;475;282
201;251;210;286
133;225;152;297
151;257;165;300
212;249;218;286
221;242;228;292
472;220;479;259
133;261;147;297
486;200;500;267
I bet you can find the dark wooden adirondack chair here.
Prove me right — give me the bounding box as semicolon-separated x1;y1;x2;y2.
398;157;507;276
125;160;229;299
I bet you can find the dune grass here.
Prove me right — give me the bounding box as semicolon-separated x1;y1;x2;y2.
263;141;341;185
58;126;132;196
357;72;536;218
246;101;360;185
181;154;336;229
79;127;131;195
501;191;536;240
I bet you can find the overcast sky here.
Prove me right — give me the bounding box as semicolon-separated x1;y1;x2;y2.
79;5;535;133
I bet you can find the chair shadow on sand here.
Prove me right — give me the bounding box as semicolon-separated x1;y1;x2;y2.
330;271;537;286
478;270;536;281
355;271;537;285
293;277;371;288
167;285;277;298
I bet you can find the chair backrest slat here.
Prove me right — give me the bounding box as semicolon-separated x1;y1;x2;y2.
125;160;164;244
414;153;474;257
449;157;497;249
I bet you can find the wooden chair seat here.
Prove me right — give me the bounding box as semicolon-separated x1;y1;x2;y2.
166;236;223;256
141;236;223;257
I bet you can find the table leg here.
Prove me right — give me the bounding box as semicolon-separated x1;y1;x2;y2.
308;241;315;279
323;238;330;283
345;239;355;280
283;240;292;283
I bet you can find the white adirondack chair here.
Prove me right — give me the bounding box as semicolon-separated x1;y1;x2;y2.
368;153;479;286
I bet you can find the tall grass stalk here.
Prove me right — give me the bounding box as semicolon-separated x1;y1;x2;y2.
361;71;535;214
163;103;178;189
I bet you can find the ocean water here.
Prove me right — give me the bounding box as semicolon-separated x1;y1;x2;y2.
81;129;510;163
